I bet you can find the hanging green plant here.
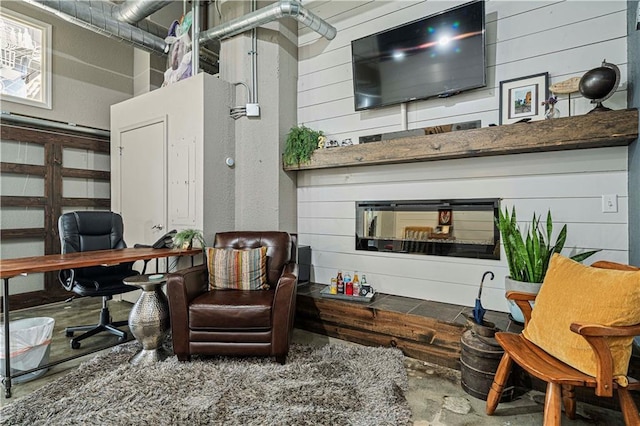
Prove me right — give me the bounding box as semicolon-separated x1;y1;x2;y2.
283;125;324;167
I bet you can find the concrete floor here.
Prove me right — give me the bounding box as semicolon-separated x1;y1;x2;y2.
1;298;628;425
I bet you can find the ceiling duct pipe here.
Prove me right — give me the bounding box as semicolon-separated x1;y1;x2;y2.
199;0;336;43
23;0;219;70
23;0;168;54
111;0;169;24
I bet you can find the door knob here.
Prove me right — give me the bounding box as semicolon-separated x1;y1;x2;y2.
152;224;164;230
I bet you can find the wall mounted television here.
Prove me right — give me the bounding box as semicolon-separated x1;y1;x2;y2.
351;1;486;111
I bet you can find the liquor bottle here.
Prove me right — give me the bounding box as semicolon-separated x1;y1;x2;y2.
344;272;353;296
337;270;344;294
330;278;338;294
360;274;371;296
352;271;360;297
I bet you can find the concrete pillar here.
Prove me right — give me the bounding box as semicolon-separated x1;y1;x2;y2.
133;50;165;95
218;2;298;233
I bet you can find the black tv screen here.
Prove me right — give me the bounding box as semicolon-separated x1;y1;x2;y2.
351;1;486;111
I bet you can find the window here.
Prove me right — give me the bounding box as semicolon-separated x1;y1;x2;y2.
0;8;52;109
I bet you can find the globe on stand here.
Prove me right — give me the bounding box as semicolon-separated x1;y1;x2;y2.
578;59;620;113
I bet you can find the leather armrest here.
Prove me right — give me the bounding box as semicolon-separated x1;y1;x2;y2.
271;262;299;354
167;264;208;304
167;264;208;356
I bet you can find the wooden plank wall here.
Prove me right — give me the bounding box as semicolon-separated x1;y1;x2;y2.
298;1;628;141
294;1;631;313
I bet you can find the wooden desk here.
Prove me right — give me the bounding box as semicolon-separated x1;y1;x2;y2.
0;247;200;398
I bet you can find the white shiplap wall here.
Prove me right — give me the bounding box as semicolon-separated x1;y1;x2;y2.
295;1;629;312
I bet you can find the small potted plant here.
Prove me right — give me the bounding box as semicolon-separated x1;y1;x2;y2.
283;124;324;167
173;229;205;250
497;206;599;323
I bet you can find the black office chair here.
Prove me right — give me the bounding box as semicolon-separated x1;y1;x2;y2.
58;211;140;349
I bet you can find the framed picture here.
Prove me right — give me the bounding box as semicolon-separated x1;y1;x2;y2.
499;72;549;125
0;8;52;109
438;209;452;226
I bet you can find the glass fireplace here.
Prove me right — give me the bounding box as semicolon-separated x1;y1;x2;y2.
355;199;500;260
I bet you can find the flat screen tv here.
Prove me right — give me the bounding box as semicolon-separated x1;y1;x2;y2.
351;1;486;111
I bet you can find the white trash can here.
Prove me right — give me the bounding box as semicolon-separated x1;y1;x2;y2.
0;317;55;383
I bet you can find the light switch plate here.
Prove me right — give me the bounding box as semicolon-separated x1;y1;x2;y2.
602;194;618;213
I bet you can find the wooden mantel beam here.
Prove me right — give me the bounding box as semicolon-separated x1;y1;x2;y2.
283;109;638;171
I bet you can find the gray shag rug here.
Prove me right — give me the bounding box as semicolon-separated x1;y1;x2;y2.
1;342;411;425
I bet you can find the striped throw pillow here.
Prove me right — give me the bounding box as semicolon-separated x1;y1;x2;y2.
206;246;269;290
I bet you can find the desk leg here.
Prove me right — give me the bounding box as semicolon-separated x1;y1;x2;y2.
3;278;11;398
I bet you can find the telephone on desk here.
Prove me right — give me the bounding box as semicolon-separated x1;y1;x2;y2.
134;230;177;249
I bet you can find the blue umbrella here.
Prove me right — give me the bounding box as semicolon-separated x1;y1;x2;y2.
473;271;494;324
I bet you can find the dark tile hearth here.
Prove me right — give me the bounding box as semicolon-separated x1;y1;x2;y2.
298;282;517;333
408;300;467;324
370;294;423;314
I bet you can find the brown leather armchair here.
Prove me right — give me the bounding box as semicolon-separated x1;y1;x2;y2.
167;231;298;364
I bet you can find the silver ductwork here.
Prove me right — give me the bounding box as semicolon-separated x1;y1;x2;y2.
23;0;168;54
112;0;168;24
20;0;335;75
199;0;337;42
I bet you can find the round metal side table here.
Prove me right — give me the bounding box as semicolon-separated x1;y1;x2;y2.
123;274;171;365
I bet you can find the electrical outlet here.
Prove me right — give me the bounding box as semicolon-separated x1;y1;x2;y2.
602;194;618;213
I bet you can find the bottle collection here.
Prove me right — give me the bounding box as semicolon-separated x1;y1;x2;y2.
330;270;373;297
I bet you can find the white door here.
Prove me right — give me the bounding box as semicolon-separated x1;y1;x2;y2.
117;118;167;301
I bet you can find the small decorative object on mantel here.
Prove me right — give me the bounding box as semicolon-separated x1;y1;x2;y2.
549;76;581;117
549;77;581;95
579;59;620;113
317;135;326;149
499;72;549;125
542;95;560;119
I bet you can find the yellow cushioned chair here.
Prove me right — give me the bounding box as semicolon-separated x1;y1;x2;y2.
486;255;640;425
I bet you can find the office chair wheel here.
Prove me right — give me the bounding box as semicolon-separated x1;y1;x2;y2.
70;340;81;349
65;330;74;337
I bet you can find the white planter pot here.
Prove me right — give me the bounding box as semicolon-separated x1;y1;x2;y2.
504;277;542;324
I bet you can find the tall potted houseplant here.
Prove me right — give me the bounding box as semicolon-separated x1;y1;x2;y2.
497;206;599;323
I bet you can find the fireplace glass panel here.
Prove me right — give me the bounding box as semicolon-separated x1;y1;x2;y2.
355;199;500;260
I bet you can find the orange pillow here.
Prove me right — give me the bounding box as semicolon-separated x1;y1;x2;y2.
523;254;640;380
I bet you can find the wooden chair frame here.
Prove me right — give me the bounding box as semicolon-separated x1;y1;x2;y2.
486;261;640;426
